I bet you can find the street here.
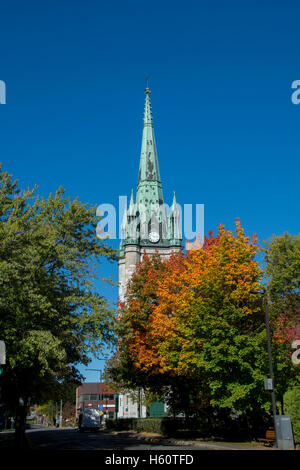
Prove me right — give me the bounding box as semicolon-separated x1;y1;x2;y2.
26;426;207;451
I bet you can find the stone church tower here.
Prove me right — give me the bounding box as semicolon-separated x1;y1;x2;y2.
118;85;182;304
117;85;182;418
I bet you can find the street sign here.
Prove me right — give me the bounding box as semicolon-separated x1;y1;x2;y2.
264;378;273;391
98;404;103;411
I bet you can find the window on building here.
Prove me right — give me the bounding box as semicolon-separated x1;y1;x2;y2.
100;394;114;401
80;393;114;402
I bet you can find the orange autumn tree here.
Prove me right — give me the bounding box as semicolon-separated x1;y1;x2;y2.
110;219;270;414
107;253;169;393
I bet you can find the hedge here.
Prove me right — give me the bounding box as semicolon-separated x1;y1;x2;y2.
105;418;167;435
105;417;206;436
105;411;273;441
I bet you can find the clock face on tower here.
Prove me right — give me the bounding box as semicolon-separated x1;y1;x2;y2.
149;231;160;243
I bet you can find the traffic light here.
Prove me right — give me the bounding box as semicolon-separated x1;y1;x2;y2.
0;341;5;366
0;341;6;376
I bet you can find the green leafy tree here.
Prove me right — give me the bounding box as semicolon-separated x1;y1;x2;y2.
283;387;300;444
264;232;300;314
0;165;118;444
263;233;300;413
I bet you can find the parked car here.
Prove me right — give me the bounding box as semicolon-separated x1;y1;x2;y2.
78;408;101;432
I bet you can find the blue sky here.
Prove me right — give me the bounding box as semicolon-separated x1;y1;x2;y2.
1;0;299;382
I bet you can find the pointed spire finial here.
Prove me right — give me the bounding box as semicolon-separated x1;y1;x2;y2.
130;188;134;204
145;74;151;95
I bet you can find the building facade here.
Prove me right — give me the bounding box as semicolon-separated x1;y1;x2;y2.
76;382;117;420
118;85;182;418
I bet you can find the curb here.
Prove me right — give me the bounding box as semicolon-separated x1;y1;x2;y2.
109;431;268;451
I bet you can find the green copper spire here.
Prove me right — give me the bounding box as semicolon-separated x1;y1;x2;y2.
121;85;182;249
136;85;164;209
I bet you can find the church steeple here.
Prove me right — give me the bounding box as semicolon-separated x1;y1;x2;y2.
121;85;181;249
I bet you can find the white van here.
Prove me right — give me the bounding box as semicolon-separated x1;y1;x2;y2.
78;408;101;432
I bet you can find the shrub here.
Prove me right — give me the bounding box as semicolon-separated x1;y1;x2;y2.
106;417;195;435
105;418;169;434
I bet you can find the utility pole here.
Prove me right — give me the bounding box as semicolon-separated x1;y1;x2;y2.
251;290;278;448
85;357;108;423
60;399;63;428
100;370;103;418
264;295;278;448
85;368;104;419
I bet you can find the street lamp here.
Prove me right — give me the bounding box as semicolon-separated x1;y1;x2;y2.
85;368;103;412
251;289;278;448
85;359;108;420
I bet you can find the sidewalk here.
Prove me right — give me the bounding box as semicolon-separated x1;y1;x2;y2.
108;430;275;450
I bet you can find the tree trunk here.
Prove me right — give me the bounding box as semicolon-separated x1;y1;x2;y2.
14;397;27;449
280;396;284;415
